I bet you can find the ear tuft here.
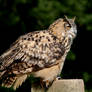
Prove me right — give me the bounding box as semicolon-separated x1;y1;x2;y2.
64;15;68;20
72;16;76;22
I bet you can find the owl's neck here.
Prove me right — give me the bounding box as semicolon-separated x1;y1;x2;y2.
48;20;65;41
48;29;65;41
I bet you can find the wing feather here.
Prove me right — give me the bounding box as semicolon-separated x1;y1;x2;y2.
0;43;21;71
0;31;66;89
0;31;65;72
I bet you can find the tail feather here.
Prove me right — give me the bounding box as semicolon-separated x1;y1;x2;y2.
0;70;28;89
1;76;17;88
13;74;27;90
0;71;17;88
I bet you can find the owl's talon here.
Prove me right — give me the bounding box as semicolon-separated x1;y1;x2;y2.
39;79;44;89
57;76;61;80
45;80;50;88
55;76;61;81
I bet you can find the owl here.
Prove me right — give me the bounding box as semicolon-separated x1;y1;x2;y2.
0;16;77;89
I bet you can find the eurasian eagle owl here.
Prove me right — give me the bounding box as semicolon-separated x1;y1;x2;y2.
0;16;77;89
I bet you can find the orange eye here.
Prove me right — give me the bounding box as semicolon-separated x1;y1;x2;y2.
64;23;71;30
65;23;71;27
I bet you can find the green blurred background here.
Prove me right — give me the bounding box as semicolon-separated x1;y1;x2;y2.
0;0;92;92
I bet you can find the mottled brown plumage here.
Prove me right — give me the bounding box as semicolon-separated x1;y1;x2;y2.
0;16;77;89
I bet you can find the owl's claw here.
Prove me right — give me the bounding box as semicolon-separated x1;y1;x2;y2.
55;76;61;81
41;80;50;89
45;80;50;88
57;76;61;80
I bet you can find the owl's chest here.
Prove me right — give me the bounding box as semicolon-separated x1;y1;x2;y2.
32;55;66;82
33;64;60;82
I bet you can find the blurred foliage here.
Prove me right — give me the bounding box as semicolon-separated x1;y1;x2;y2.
0;0;92;92
67;51;76;61
0;0;92;31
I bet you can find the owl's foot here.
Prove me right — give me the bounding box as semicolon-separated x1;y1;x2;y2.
45;80;50;88
40;80;50;89
39;80;50;92
40;79;44;89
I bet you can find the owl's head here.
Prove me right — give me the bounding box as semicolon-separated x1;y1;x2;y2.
48;16;77;39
